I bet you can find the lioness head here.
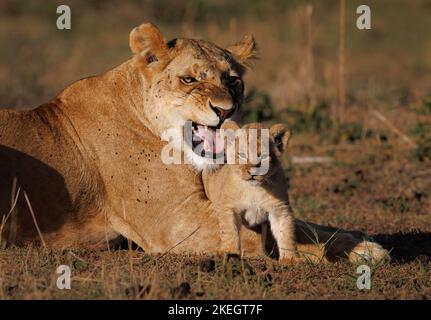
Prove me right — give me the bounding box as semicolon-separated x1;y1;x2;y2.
129;23;257;170
221;121;291;182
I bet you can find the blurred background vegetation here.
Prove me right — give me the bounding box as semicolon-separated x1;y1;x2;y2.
0;0;430;157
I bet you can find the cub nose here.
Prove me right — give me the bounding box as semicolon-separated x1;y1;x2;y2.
210;102;235;123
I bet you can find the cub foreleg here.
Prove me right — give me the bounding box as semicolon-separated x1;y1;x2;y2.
217;207;241;255
267;203;298;263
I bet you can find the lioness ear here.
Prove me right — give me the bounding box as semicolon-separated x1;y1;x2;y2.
227;35;258;65
269;124;291;154
129;23;169;67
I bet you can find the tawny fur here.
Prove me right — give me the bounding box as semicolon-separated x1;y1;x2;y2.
0;23;389;264
203;121;298;263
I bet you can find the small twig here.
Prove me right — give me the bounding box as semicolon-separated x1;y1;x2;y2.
4;187;20;222
72;276;104;284
291;156;334;164
158;226;201;260
0;186;21;248
337;0;346;124
6;177;20;246
371;109;418;148
23;191;47;249
305;4;315;109
68;251;88;264
312;143;362;151
411;171;431;179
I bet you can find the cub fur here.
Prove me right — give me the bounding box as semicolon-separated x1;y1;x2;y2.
202;121;298;263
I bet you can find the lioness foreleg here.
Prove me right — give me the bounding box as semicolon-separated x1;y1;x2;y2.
109;214;151;251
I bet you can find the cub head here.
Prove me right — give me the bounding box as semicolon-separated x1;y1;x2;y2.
221;121;291;182
129;23;257;170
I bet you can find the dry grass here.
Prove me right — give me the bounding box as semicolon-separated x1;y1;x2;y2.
1;132;430;299
1;0;431;299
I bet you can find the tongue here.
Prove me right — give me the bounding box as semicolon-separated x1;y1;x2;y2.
197;126;224;155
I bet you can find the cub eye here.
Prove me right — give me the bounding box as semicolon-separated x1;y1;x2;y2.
180;76;197;85
227;76;241;86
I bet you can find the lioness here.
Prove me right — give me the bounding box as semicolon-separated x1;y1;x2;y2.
0;23;389;263
203;121;297;263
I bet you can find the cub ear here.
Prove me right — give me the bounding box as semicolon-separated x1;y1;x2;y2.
227;35;258;66
269;124;291;154
129;23;169;67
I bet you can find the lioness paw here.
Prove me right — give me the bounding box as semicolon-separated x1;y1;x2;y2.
348;241;391;264
279;253;302;265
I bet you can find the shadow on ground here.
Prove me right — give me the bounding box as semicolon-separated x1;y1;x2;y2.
114;230;431;264
374;231;431;263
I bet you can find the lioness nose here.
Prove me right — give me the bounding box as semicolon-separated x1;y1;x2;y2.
210;102;235;123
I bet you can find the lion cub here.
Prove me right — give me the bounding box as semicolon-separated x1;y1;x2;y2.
202;121;297;263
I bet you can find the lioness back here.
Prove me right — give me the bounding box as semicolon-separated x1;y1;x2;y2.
0;103;110;247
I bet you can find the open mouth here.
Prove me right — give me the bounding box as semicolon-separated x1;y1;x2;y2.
189;122;225;159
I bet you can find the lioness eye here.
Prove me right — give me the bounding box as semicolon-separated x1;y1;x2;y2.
227;76;241;86
180;76;197;84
